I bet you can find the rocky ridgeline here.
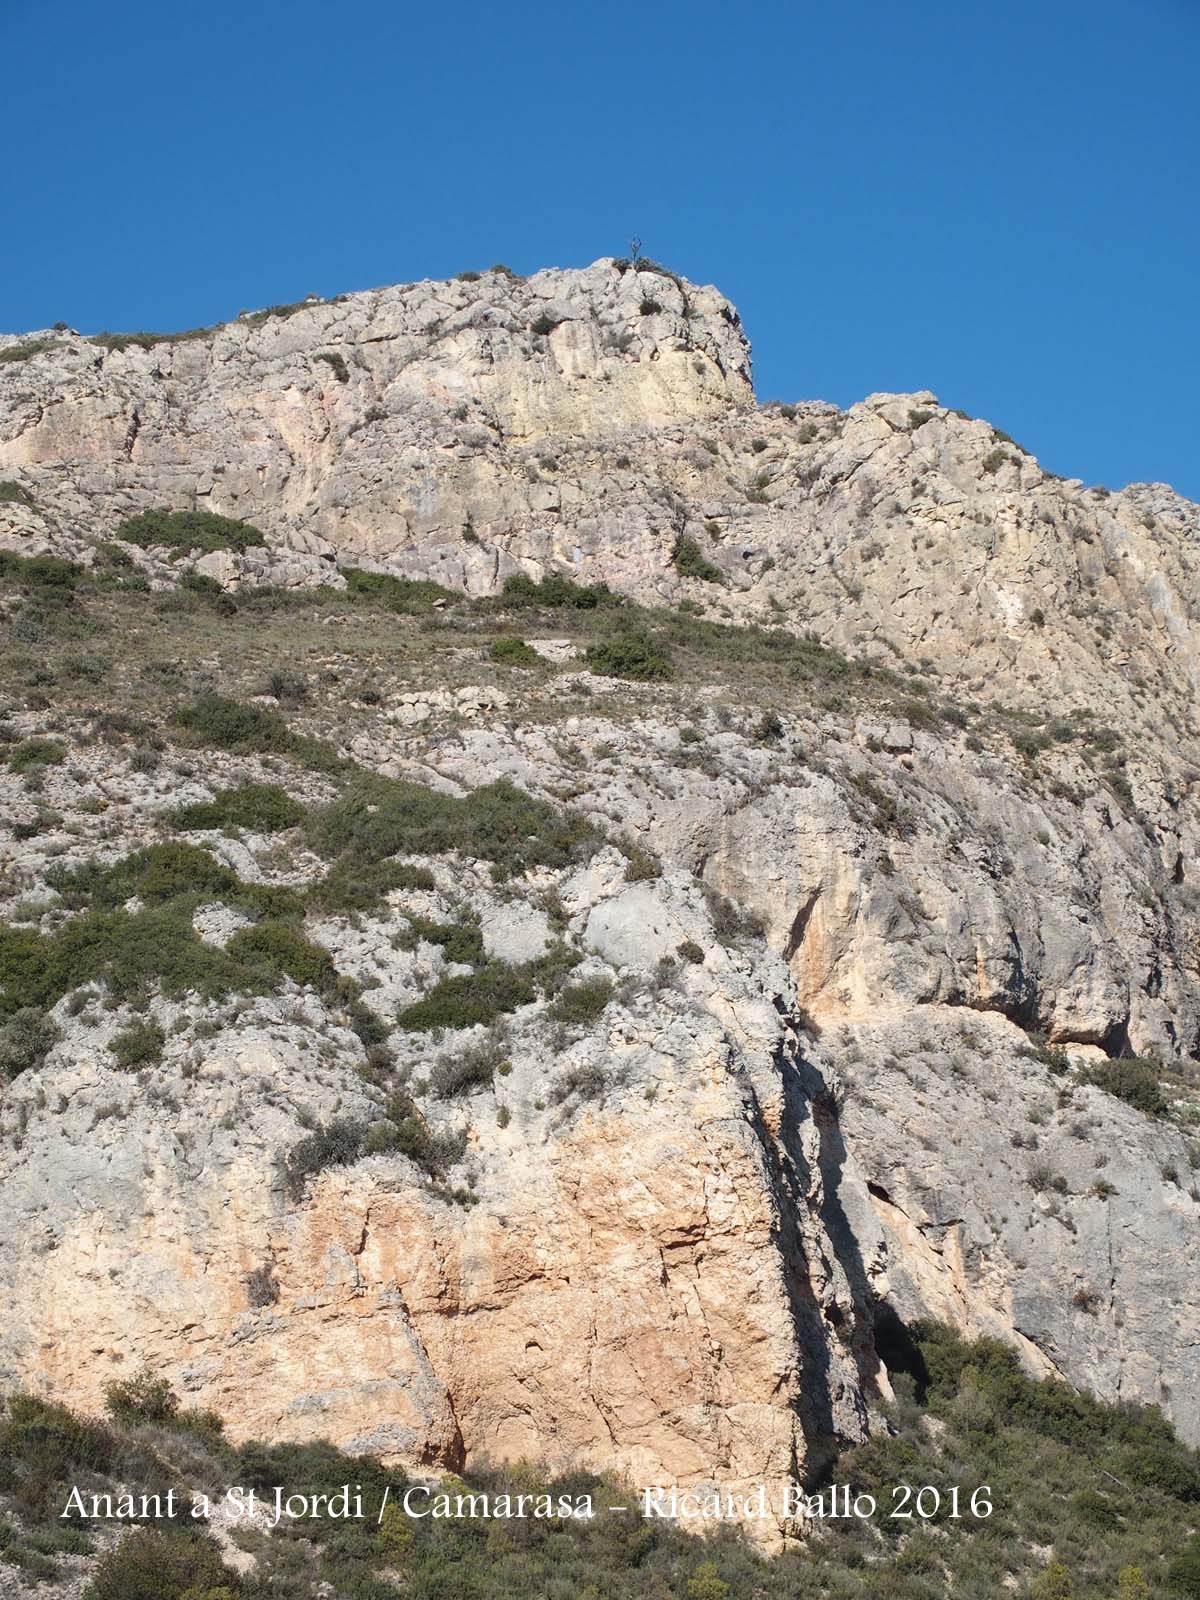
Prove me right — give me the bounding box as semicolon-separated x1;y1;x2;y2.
2;261;1200;1549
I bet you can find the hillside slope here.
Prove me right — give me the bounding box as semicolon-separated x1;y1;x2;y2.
2;261;1199;1554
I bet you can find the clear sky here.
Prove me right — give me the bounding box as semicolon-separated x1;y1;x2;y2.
4;0;1197;498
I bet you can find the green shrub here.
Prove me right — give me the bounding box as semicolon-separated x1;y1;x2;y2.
584;629;674;682
82;1528;238;1600
116;509;266;555
1169;1542;1200;1597
224;923;336;992
908;408;935;428
173;693;291;754
109;1019;166;1069
0;339;55;364
0;904;282;1015
429;1042;496;1098
548;977;613;1028
489;636;541;668
0;1008;60;1080
172;783;306;833
704;886;764;942
380;1093;466;1175
281;1119;369;1200
1083;1058;1166;1117
305;858;435;915
406;916;485;967
342;567;458;614
306;773;597;888
677;939;705;964
0;480;35;506
103;1371;179;1427
397;962;536;1031
501;572;618;609
48;843;237;912
0;550;81;597
173;694;343;773
671;536;723;584
7;738;66;773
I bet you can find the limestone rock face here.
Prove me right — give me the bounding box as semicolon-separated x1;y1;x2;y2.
0;859;876;1549
0;259;750;588
4;260;1200;1532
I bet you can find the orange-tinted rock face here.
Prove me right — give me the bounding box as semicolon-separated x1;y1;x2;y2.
2;919;877;1550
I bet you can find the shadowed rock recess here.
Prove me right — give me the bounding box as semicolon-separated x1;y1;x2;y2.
2;259;1200;1562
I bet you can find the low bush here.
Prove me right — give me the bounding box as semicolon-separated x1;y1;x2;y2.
306;773;598;889
0;894;317;1015
429;1042;497;1098
342;567;458;614
117;508;266;555
501;572;618;609
0;1008;60;1080
0;339;56;364
171;783;306;833
379;1092;466;1174
703;885;764;942
0;480;34;506
82;1527;239;1600
584;629;674;682
118;518;267;563
173;694;291;755
109;1019;166;1069
305;857;435;915
281;1118;369;1201
397;961;535;1031
0;550;82;598
1083;1058;1167;1117
8;738;66;773
48;842;239;910
224;922;336;993
671;535;723;584
103;1371;180;1427
489;636;542;668
551;1062;608;1104
548;977;613;1028
405;915;485;967
173;693;343;773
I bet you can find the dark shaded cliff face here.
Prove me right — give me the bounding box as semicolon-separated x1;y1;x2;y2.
1;261;1199;1513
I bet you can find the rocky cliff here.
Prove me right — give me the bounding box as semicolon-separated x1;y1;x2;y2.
2;260;1199;1545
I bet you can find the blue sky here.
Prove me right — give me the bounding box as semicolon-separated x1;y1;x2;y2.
4;0;1197;498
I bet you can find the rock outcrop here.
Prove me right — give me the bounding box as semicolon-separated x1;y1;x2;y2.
2;260;1200;1541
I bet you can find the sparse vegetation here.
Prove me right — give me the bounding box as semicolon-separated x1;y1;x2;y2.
1083;1057;1167;1118
671;535;723;584
305;772;600;891
0;339;56;364
116;509;267;555
489;635;542;668
171;782;305;833
501;572;618;610
0;1008;60;1080
109;1018;166;1069
397;960;535;1031
585;628;674;682
342;566;458;614
0;1314;1195;1596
